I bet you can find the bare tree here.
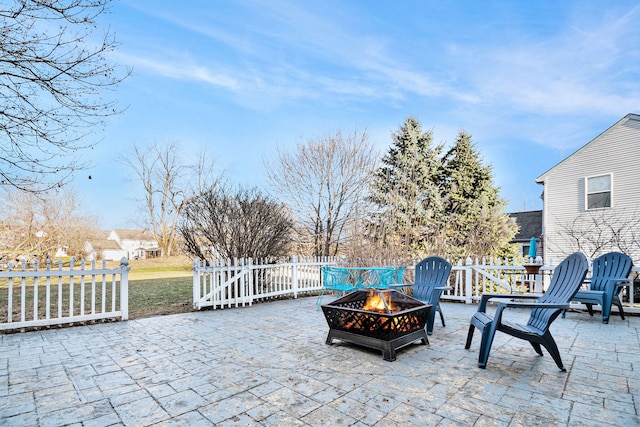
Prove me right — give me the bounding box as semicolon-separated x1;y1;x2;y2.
179;185;294;260
122;142;222;257
0;0;129;192
555;209;640;260
264;131;377;257
0;187;100;262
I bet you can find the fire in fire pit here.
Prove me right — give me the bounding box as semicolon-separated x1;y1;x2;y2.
321;289;432;361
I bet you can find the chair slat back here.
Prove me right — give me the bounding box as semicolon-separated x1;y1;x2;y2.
413;256;452;301
528;252;589;331
321;266;352;291
367;268;396;289
589;252;633;292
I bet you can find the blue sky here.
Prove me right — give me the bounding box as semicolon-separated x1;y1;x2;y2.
79;0;640;230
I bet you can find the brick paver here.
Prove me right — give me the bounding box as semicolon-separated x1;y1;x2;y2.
1;297;639;426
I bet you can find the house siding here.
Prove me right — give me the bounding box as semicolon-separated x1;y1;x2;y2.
83;239;127;261
537;115;640;263
108;229;160;260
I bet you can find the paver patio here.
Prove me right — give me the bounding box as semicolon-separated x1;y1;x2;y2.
1;296;639;426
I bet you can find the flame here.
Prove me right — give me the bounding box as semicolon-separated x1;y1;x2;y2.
362;290;395;313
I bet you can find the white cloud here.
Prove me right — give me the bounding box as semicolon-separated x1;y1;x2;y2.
116;52;240;90
461;4;640;117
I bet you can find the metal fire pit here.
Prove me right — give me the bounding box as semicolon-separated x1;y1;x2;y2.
321;289;432;361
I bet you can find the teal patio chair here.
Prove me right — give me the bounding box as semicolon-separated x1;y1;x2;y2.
316;266;355;309
364;267;396;289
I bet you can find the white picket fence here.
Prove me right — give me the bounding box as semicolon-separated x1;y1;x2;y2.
0;258;130;332
193;256;640;314
192;256;336;309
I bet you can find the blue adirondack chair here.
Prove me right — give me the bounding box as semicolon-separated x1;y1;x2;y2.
566;251;633;324
465;252;589;371
316;266;355;310
390;256;452;335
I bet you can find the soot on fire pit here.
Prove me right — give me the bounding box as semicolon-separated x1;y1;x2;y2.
321;289;432;361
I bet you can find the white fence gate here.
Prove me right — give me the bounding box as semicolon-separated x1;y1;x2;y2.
1;258;130;332
192;256;336;309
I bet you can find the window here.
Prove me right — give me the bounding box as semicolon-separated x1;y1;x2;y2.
586;174;611;209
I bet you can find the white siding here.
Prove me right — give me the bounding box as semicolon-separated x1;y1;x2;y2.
537;115;640;263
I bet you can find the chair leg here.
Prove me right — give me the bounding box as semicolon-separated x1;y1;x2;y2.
316;295;321;310
529;341;543;356
613;296;625;320
585;303;594;316
477;325;496;369
602;295;612;324
540;332;566;371
466;312;497;369
438;307;446;327
316;290;325;310
426;309;436;335
465;324;475;349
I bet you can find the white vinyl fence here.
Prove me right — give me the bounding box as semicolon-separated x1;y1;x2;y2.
192;256;336;309
1;258;130;332
193;256;640;314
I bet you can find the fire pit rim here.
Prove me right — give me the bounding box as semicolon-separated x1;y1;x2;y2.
321;289;427;313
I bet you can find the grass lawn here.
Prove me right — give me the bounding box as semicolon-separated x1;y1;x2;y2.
128;276;194;318
126;256;195;318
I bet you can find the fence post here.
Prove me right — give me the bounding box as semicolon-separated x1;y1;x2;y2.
192;259;201;308
33;258;39;321
535;271;543;294
120;258;130;321
291;256;298;298
465;257;473;304
69;257;75;318
247;258;254;306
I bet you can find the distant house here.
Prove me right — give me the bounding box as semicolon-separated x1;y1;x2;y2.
108;229;161;260
84;239;127;262
535;113;640;263
508;210;542;257
84;229;160;261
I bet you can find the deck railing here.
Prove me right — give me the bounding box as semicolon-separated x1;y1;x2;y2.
0;258;130;332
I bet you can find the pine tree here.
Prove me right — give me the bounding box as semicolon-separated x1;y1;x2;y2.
368;117;444;255
367;123;518;260
440;131;517;258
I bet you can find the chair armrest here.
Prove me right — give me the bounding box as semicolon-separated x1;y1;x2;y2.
389;284;407;290
610;278;633;296
490;300;570;330
606;277;632;285
478;293;540;312
497;300;570;310
390;284;451;289
588;277;633;290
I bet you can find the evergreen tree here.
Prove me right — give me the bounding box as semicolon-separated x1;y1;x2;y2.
440;131;517;258
368;117;444;255
367;122;518;260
